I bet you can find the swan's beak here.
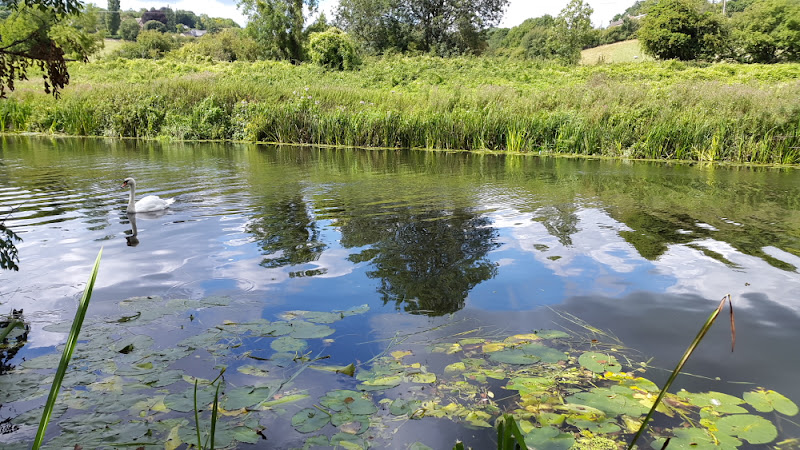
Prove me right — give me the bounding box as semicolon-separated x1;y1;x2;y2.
121;181;128;187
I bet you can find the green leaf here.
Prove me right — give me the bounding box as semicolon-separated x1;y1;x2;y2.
292;407;330;433
389;399;422;416
489;349;541;365
518;342;567;363
743;389;798;416
224;386;276;410
650;427;741;449
578;352;622;373
522;426;574;450
289;321;335;339
567;387;649;417
681;391;747;414
270;336;308;353
715;414;778;445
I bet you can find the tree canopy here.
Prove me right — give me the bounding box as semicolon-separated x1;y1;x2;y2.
0;0;90;97
240;0;318;62
336;0;509;55
638;0;727;60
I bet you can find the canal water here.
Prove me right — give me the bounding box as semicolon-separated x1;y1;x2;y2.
1;136;799;448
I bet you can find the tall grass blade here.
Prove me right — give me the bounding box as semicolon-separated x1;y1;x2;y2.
32;248;102;450
210;382;221;450
194;379;202;449
627;294;735;450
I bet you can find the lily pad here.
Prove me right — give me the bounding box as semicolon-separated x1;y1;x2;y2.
523;426;574;450
518;342;568;363
715;414;778;445
651;427;741;449
681;391;747;414
292;407;330;433
743;389;798;416
224;385;277;410
390;398;423;417
270;336;308;353
489;349;540;365
578;352;622;373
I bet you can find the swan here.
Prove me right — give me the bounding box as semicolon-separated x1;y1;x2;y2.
122;177;174;213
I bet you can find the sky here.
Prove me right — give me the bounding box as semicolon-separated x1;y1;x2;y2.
119;0;638;29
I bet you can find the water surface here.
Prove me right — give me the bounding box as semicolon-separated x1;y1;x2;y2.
1;136;799;447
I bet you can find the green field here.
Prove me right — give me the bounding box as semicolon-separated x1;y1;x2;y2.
2;56;799;164
580;40;654;65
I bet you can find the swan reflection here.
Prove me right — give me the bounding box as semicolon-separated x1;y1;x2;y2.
125;213;139;247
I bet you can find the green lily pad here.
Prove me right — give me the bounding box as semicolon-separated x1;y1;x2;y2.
506;376;555;395
164;386;218;413
292;407;330;433
651;427;742;449
489;349;541;365
535;329;570;339
390;398;422;416
743;389;798;416
567;417;621;434
288;321;335;339
681;391;747;414
523;426;574;450
715;414;778;445
578;352;622;373
224;385;277;410
567;387;649;418
270;336;308;353
518;342;568;363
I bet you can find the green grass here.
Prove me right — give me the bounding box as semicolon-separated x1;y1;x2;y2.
581;39;654;65
91;38;125;62
2;55;799;164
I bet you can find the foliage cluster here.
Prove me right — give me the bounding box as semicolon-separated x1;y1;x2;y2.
2;56;799;164
335;0;509;56
635;0;800;62
307;27;361;70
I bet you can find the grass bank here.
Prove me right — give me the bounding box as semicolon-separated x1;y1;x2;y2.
2;56;799;163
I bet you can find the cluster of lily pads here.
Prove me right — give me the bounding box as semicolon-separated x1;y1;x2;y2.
0;296;798;449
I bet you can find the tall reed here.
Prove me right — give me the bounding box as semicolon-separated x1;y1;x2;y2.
33;248;102;449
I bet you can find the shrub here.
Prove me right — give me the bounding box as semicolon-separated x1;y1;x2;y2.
638;0;728;60
307;28;361;70
172;28;260;62
112;30;179;59
143;20;167;33
119;19;139;41
732;0;800;63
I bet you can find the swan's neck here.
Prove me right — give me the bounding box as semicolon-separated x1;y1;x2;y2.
127;184;136;213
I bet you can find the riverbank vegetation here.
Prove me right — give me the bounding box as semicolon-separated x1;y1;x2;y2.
0;0;799;163
2;56;799;163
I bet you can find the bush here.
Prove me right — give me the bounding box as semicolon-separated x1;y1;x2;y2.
307;28;361;70
171;28;260;62
143;20;167;33
112;30;179;59
119;19;139;41
732;0;800;63
638;0;727;60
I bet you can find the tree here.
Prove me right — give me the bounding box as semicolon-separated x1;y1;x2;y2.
638;0;727;60
107;0;120;36
307;27;361;69
336;0;508;55
557;0;594;61
119;18;139;41
141;8;167;25
143;19;167;33
0;0;89;97
732;0;800;63
175;9;198;28
240;0;318;62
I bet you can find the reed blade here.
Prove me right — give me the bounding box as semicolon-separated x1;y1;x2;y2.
32;248;102;450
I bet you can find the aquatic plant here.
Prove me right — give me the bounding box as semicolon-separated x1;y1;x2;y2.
33;248;102;449
2;57;799;163
2;289;796;448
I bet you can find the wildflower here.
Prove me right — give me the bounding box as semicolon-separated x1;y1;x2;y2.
359;101;365;104
305;87;309;91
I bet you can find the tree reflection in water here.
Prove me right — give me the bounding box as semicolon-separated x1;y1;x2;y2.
247;194;327;272
344;209;499;316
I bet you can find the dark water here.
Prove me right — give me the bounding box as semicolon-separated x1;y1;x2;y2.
1;136;800;447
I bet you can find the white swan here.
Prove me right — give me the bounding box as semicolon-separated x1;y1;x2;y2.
122;177;174;213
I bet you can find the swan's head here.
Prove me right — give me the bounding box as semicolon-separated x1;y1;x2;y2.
122;177;136;188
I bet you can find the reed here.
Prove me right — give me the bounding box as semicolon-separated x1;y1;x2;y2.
32;248;102;449
3;57;799;163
